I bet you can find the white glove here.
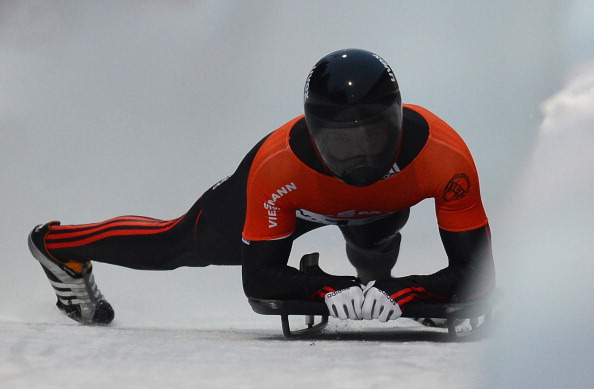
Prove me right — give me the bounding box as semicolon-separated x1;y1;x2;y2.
361;281;402;322
324;285;364;320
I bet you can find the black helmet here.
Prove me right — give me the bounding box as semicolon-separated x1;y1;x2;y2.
304;48;403;187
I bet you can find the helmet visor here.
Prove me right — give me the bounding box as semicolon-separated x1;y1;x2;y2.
307;104;402;186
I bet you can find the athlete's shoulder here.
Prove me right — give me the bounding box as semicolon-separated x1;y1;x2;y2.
252;115;302;156
404;104;451;130
270;115;305;137
404;104;470;152
248;115;308;181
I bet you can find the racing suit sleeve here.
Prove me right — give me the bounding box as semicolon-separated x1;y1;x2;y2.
241;238;359;300
372;224;495;310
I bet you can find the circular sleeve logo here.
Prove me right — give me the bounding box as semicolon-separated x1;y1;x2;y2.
442;173;470;202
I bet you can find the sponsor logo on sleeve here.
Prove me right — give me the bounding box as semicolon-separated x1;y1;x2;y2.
443;173;470;202
264;182;297;228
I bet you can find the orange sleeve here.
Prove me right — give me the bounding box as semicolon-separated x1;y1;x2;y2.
407;105;488;232
434;166;488;232
242;118;302;241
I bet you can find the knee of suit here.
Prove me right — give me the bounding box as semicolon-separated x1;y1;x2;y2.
339;209;409;249
345;232;402;270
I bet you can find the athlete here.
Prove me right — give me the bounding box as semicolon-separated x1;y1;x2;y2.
28;48;495;325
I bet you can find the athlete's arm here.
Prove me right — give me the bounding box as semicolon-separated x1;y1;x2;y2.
241;238;359;300
371;224;495;310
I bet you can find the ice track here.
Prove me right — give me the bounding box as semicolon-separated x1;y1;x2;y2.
1;319;488;389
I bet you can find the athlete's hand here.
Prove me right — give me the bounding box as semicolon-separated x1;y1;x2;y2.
324;285;364;320
361;281;402;322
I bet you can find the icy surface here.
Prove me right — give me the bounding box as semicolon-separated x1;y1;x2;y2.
1;265;491;389
1;319;488;389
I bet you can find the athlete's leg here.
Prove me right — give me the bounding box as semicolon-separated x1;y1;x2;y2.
28;196;216;324
43;197;205;270
339;209;410;283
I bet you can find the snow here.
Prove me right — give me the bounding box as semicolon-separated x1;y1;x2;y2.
1;265;490;389
2;2;594;388
1;320;488;389
485;59;594;388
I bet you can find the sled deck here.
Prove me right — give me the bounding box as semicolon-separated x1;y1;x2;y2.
248;295;496;339
249;298;330;337
247;253;499;339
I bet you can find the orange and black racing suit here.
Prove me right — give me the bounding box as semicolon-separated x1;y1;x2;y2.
42;105;495;311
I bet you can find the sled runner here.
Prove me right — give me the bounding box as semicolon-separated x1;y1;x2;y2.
248;253;498;339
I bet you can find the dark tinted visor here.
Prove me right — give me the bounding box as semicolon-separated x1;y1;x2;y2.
307;104;402;183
